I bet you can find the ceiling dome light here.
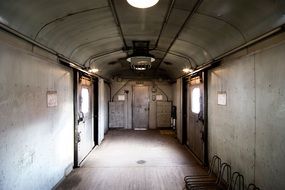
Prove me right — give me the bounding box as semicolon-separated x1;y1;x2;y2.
127;0;159;9
127;56;154;71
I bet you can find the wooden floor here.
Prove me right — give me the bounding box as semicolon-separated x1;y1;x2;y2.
56;129;206;190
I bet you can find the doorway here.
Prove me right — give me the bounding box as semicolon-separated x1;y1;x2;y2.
186;72;207;164
74;72;95;167
132;85;149;129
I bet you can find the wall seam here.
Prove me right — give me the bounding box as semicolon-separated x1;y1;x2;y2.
253;54;257;184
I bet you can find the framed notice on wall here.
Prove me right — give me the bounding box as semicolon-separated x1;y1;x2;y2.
217;91;227;106
156;94;163;101
47;91;58;107
118;95;125;101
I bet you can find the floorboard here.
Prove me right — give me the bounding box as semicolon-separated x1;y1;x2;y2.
56;129;206;190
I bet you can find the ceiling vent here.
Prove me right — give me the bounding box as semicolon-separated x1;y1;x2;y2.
127;41;155;71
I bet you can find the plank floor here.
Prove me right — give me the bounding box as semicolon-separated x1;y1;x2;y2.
56;129;206;190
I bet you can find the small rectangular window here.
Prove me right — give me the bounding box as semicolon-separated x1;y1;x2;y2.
191;87;200;114
81;87;89;113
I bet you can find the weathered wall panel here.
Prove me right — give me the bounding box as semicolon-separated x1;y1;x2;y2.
104;82;110;133
156;101;172;128
0;31;74;189
98;79;110;143
208;56;255;185
109;101;125;128
208;39;285;189
255;43;285;190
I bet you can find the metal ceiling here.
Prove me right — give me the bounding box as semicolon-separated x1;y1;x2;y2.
1;0;285;79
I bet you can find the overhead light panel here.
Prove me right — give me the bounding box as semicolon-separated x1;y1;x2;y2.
127;0;159;8
88;68;99;73
183;68;193;73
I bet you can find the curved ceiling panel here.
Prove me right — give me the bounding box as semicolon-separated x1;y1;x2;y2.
36;8;122;61
0;0;108;38
150;49;165;59
198;0;285;41
114;0;170;46
170;39;212;66
156;8;190;50
124;35;159;47
177;13;245;63
2;0;285;80
70;37;122;64
89;51;127;78
161;54;190;78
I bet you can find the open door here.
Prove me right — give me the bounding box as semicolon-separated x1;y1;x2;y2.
74;72;94;167
187;72;207;163
132;85;149;129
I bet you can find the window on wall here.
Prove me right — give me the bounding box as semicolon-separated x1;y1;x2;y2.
191;87;200;114
81;87;89;113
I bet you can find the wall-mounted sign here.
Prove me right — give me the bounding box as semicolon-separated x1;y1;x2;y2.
47;91;57;107
217;91;227;106
118;95;125;101
156;94;163;101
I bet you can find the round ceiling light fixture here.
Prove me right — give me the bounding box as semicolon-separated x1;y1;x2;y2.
127;0;159;9
127;56;155;71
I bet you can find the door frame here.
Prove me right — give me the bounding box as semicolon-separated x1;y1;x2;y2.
184;71;208;165
93;78;99;146
182;77;188;144
73;71;98;167
73;70;79;167
132;85;150;129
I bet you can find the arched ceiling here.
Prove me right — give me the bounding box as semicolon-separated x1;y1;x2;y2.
1;0;285;79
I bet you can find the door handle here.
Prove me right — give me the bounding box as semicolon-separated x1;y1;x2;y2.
200;130;205;142
78;111;85;124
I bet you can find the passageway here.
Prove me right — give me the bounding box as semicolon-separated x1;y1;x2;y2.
56;129;203;190
1;0;285;189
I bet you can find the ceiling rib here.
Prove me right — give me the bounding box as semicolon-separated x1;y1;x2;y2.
196;11;247;42
154;0;204;73
179;24;285;79
68;36;121;58
108;0;128;50
153;0;176;49
175;38;214;59
84;48;123;67
214;24;285;60
34;6;109;40
155;49;197;68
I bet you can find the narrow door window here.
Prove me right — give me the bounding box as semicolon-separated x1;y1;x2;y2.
191;87;200;114
81;87;89;114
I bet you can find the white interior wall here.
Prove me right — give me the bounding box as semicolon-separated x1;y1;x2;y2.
208;34;285;189
98;79;108;144
103;82;110;133
0;31;74;189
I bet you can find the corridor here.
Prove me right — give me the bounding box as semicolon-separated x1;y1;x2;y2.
56;130;203;190
1;0;285;189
